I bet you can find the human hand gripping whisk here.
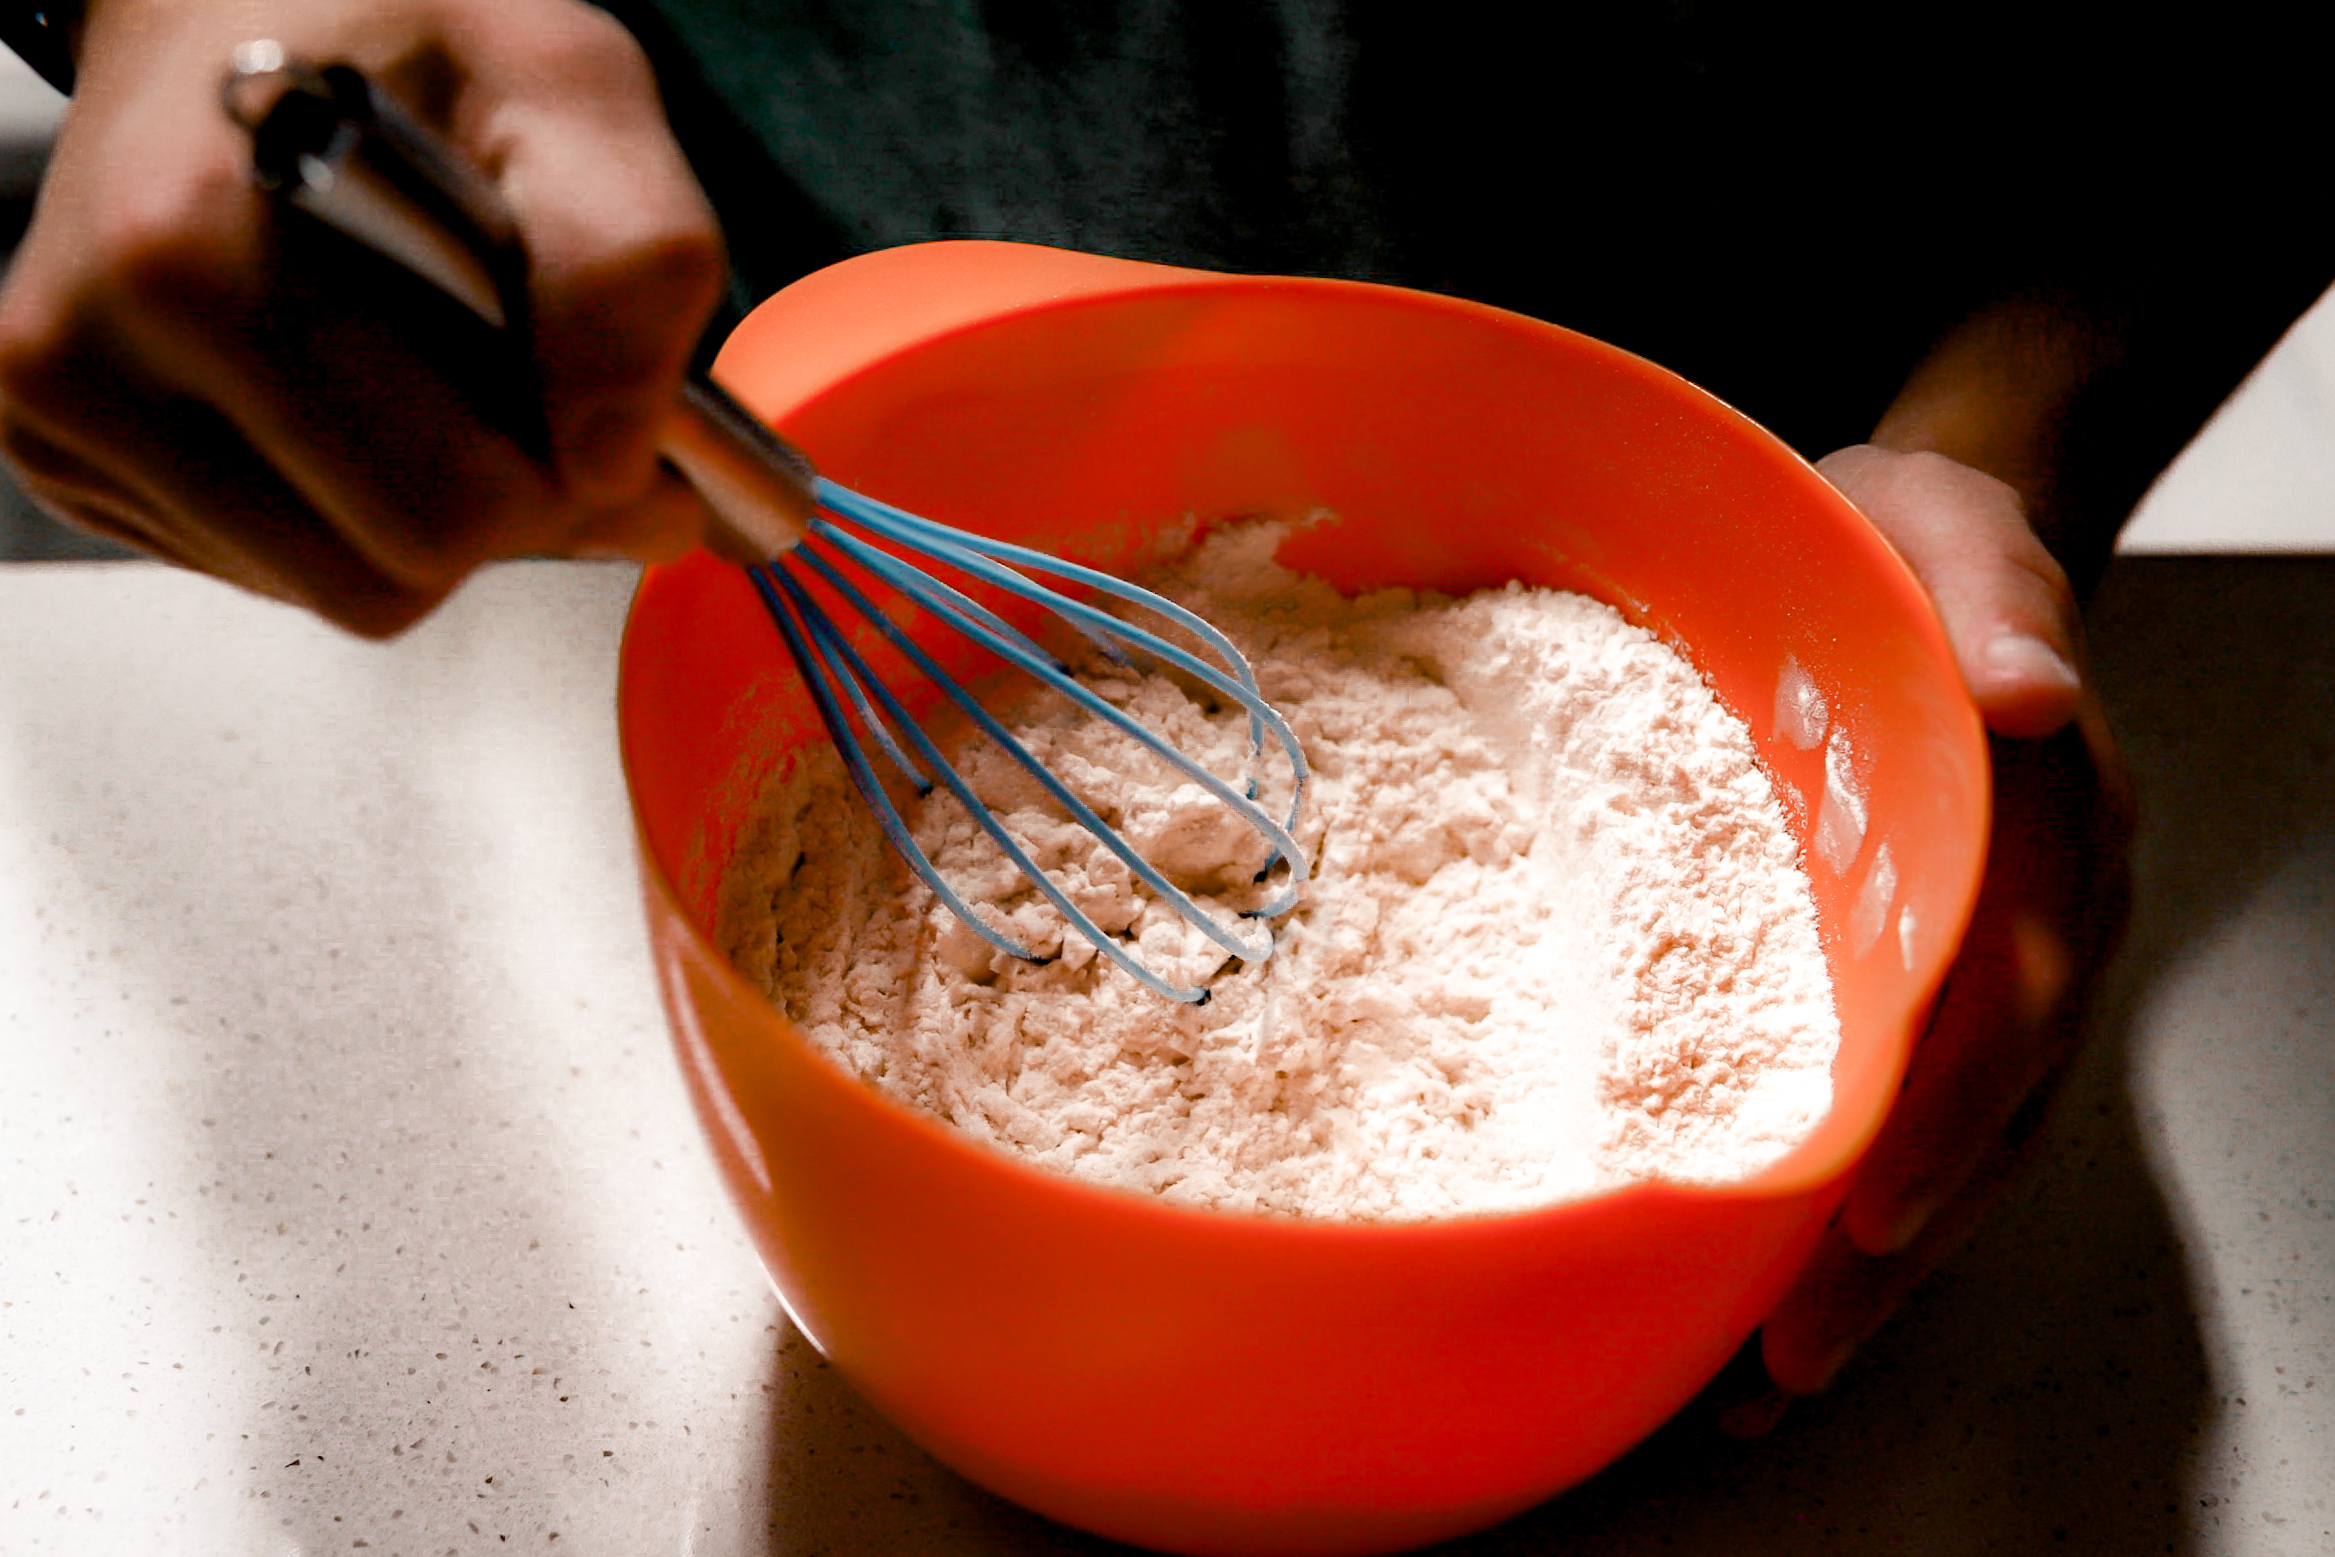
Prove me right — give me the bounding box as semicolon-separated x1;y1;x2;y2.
219;44;1310;1004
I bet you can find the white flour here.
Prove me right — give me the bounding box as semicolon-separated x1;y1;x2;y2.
719;524;1839;1221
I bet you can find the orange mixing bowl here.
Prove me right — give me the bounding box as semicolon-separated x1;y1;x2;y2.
617;241;1989;1555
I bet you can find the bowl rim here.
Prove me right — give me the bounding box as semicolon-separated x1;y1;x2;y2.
617;240;1991;1239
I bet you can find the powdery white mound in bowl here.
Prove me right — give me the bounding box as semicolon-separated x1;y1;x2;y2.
618;241;1989;1557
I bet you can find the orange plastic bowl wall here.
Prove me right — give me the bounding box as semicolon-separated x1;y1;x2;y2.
617;242;1989;1556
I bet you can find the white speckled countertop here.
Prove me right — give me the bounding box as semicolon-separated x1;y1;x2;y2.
2;552;2328;1556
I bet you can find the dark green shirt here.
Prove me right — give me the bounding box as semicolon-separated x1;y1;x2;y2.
612;0;2328;471
16;1;2309;473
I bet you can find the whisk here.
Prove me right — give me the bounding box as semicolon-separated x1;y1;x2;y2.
222;46;1310;1003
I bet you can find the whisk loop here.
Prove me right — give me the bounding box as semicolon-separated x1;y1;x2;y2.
751;495;1312;1005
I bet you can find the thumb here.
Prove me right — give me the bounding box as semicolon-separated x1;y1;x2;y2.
1816;445;2085;738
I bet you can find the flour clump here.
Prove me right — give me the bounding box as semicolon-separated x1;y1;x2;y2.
720;523;1839;1221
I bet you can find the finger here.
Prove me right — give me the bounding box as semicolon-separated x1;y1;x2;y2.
564;469;714;562
1762;1098;2056;1395
134;199;577;591
1817;444;2084;738
0;425;205;571
1;359;443;634
467;5;726;516
6;29;571;598
0;358;194;565
1841;714;2132;1255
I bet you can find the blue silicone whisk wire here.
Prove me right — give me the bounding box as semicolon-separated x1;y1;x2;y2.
749;502;1310;1005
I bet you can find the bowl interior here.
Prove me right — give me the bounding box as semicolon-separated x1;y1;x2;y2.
623;271;1988;1197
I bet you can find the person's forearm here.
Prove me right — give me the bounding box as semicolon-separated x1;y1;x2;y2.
1867;289;2116;568
1869;262;2335;599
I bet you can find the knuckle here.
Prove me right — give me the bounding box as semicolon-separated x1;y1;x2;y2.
354;516;501;595
621;221;726;321
90;170;254;314
551;222;723;387
0;250;95;400
561;174;723;309
517;5;659;97
2004;535;2074;610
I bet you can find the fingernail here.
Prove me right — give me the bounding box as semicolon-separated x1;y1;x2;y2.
1846;1186;1937;1257
1983;633;2081;695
